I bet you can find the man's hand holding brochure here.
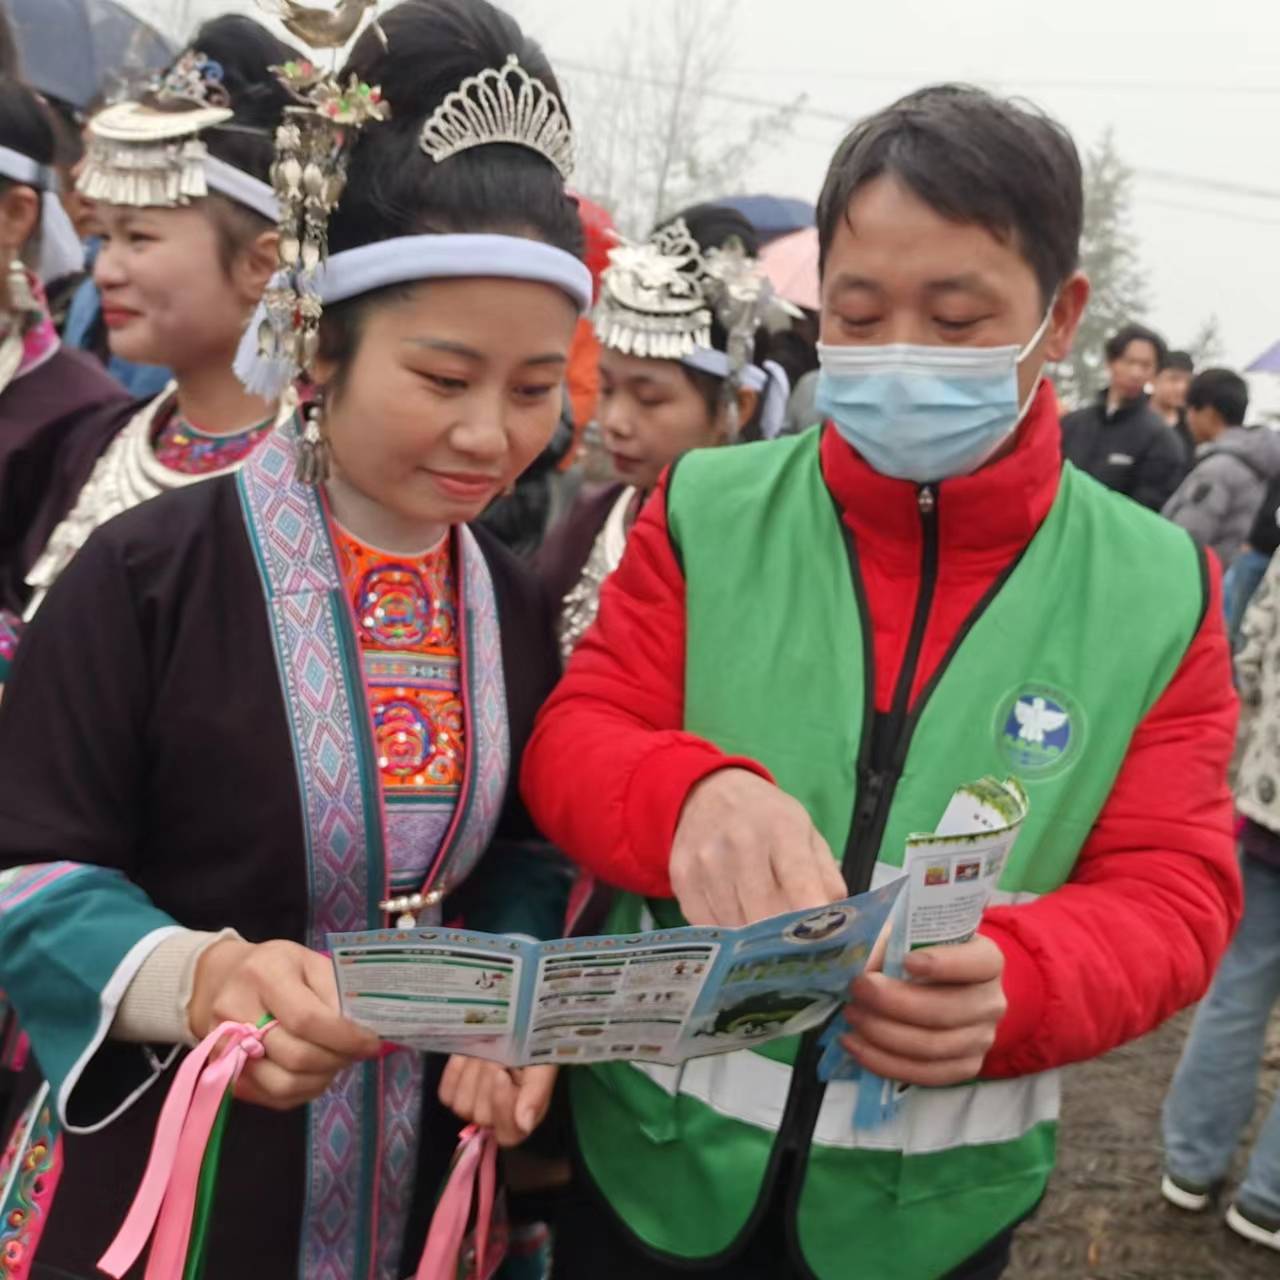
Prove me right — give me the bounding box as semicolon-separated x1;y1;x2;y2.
330;777;1027;1127
821;776;1030;1128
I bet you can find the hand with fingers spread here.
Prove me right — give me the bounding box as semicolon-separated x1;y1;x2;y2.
438;1057;558;1148
840;934;1007;1088
669;768;848;927
188;938;382;1111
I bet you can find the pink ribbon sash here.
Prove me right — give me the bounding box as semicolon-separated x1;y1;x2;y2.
98;1020;276;1280
416;1124;502;1280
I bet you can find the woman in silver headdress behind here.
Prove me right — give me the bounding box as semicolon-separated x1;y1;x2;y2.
538;202;796;666
15;18;303;639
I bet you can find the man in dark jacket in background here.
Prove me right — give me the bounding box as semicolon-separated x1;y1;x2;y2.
1061;322;1185;509
1152;350;1196;472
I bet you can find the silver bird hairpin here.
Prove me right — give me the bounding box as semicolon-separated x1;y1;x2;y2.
259;0;386;50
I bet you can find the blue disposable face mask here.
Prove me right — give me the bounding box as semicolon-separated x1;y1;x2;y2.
815;308;1055;483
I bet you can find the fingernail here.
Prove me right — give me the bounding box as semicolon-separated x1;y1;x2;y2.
516;1107;533;1133
905;952;934;977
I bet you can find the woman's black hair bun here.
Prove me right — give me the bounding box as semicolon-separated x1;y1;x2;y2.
187;15;302;182
0;75;57;170
664;202;762;260
329;0;583;259
344;0;567;132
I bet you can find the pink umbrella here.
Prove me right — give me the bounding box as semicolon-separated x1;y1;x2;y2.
761;226;820;312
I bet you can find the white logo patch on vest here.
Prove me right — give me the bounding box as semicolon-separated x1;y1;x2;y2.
995;684;1084;777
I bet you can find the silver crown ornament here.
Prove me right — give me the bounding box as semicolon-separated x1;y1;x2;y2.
593;218;713;360
77;49;235;209
419;54;575;180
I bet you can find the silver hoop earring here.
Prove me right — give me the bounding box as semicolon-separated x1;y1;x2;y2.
295;391;331;486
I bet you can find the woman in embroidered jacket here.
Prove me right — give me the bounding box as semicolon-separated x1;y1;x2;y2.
539;203;797;663
13;17;302;638
0;77;133;678
0;2;586;1276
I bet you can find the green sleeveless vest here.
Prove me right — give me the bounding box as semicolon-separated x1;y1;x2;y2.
571;429;1206;1279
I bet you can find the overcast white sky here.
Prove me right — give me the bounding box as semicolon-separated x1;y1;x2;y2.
132;0;1280;372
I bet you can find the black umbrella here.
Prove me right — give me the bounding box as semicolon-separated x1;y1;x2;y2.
6;0;174;112
719;194;816;246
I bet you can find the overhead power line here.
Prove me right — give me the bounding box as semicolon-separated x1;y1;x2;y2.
556;58;849;123
558;59;1280;205
1141;196;1280;228
722;68;1280;97
1135;169;1280;202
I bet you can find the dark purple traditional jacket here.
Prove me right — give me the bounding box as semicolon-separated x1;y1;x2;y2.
0;346;135;620
0;426;567;1279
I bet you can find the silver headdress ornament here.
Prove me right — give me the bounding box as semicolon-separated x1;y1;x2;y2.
593;219;713;360
249;1;390;404
595;220;800;438
248;28;579;403
78;52;235;208
700;236;802;437
260;0;386;48
419;54;575;180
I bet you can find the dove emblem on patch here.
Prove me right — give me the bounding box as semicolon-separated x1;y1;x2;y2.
998;685;1080;775
1014;696;1069;745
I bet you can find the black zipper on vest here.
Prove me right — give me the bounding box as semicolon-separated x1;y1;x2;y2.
848;485;942;883
870;482;940;849
770;486;941;1170
704;486;1029;1274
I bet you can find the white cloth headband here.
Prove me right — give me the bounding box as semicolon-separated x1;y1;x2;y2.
682;344;766;390
680;345;792;441
309;234;592;310
0;145;85;283
0;144;53;189
202;155;279;222
236;233;594;399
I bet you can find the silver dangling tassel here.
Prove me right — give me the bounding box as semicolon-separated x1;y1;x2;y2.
295;393;331;486
7;257;36;327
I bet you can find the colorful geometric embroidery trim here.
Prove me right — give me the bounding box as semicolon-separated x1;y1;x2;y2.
0;612;20;669
0;1087;64;1280
152;413;276;477
0;864;88;919
375;1049;424;1280
334;524;466;799
423;525;511;896
236;428;415;1280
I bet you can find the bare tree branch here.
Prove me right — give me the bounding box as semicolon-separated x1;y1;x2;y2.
564;0;803;236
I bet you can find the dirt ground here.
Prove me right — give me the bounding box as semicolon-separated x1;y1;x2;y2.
1006;1009;1280;1279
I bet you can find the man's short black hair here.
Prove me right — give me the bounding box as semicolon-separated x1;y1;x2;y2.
1104;322;1167;367
1160;349;1194;374
1187;368;1250;427
816;84;1083;304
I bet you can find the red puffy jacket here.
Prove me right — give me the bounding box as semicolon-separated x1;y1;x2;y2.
521;383;1241;1076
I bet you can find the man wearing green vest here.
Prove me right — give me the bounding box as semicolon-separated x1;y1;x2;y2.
521;84;1241;1280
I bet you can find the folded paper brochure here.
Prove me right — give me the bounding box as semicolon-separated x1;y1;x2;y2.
331;776;1026;1079
331;879;905;1068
